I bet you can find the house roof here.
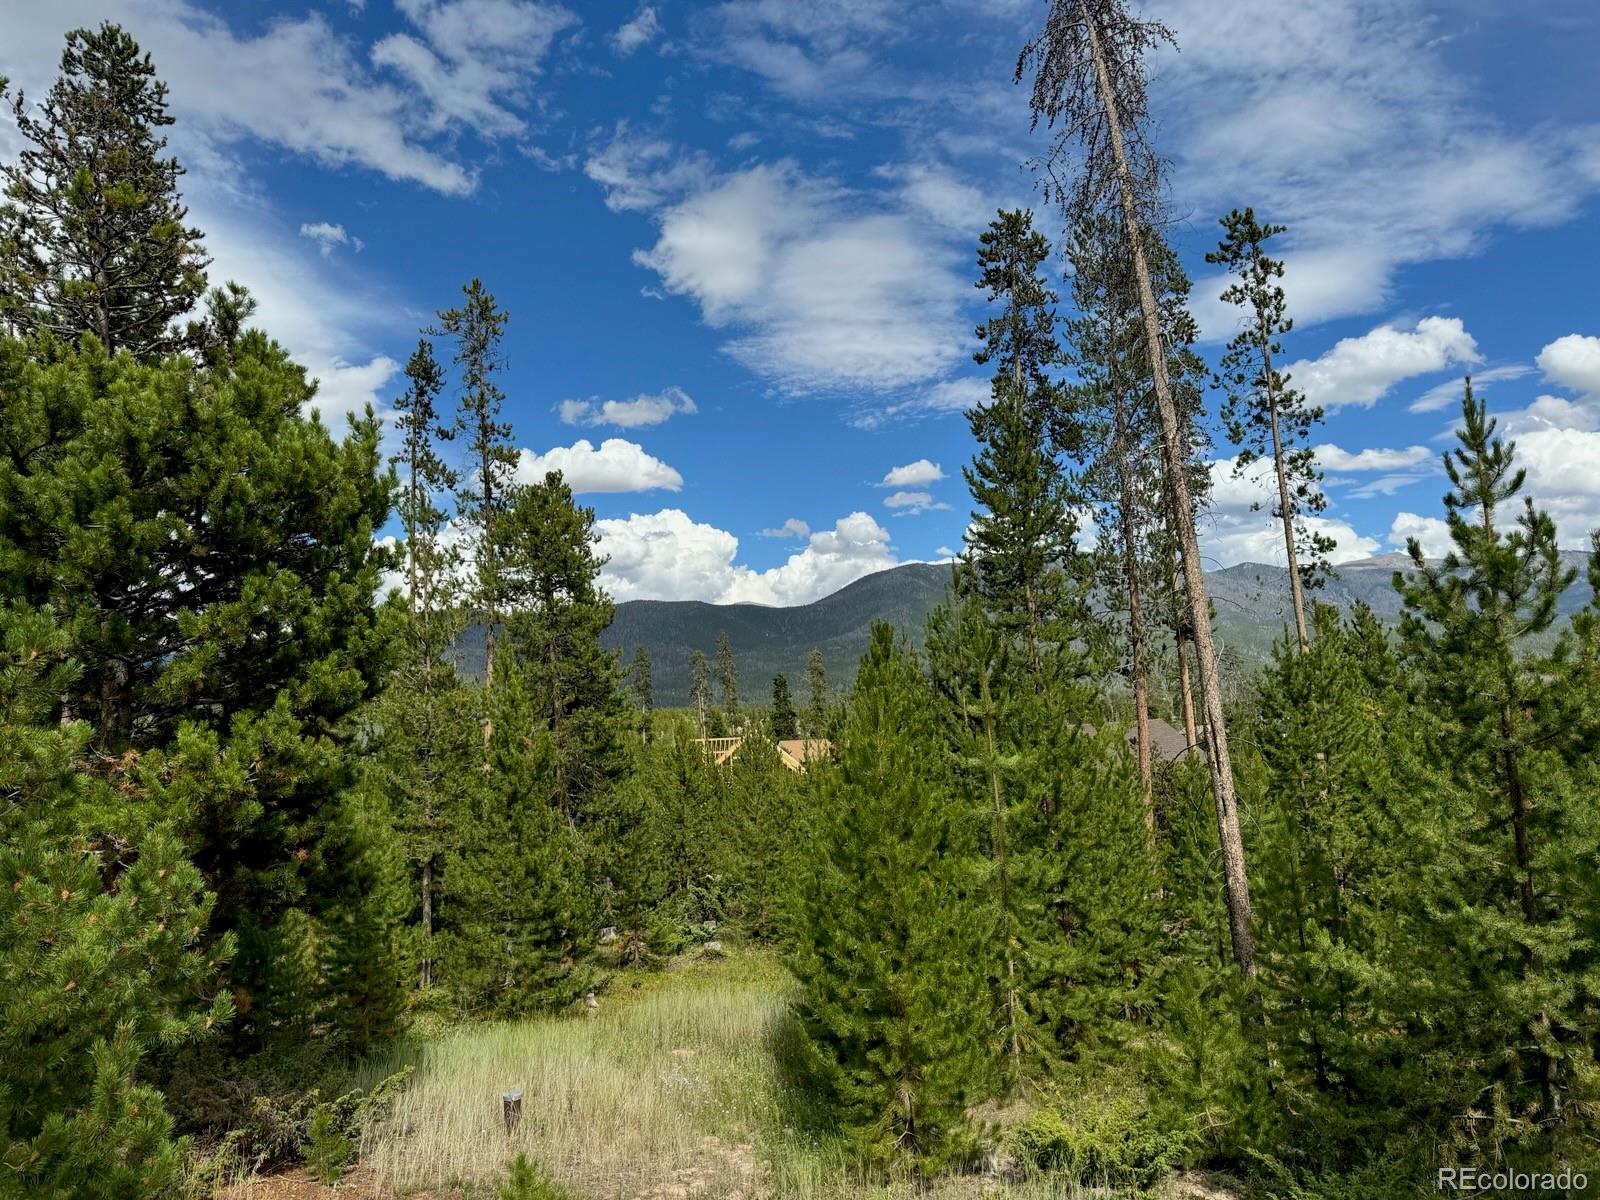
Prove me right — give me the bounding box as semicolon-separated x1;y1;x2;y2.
776;738;831;764
1081;718;1201;765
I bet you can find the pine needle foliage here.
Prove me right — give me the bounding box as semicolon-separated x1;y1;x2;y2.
789;625;989;1175
0;23;208;356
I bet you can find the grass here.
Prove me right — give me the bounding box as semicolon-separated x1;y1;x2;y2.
348;949;1187;1199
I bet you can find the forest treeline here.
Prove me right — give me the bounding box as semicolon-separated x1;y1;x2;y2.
2;8;1598;1200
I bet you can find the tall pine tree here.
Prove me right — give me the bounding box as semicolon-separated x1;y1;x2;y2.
964;209;1092;674
1394;381;1600;1147
1207;208;1331;652
497;470;627;821
790;625;990;1173
0;24;207;357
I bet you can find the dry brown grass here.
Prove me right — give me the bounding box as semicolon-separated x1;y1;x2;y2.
351;954;788;1197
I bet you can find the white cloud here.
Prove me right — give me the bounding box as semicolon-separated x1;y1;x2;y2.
1200;456;1378;568
1346;474;1428;499
1538;334;1600;398
372;0;577;139
298;221;363;256
516;439;683;493
879;459;945;487
1313;443;1432;472
1409;363;1532;413
1511;428;1600;548
0;1;582;199
1163;0;1599;333
611;6;662;55
596;509;898;604
877;161;993;232
631;160;969;395
854;376;991;427
1286;317;1482;412
559;386;697;428
883;490;948;515
1387;512;1454;560
758;517;811;539
583;122;711;213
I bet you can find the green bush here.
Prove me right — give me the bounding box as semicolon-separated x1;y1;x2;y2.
303;1106;352;1185
498;1154;574;1200
1007;1086;1190;1192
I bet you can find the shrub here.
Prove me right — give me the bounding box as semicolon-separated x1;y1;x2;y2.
1007;1083;1191;1192
498;1154;574;1200
303;1106;352;1185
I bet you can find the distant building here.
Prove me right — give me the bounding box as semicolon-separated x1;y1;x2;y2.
1083;717;1202;765
692;736;832;771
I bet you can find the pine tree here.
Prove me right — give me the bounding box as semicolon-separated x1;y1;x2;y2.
441;670;591;1017
964;209;1092;674
1020;0;1256;975
789;625;990;1173
0;324;397;1047
1249;605;1430;1157
1394;380;1600;1142
714;630;739;719
373;336;471;992
0;24;208;357
928;594;1159;1089
631;646;654;714
436;279;514;744
689;650;712;738
803;648;831;739
1062;214;1209;798
1207;208;1331;652
0;604;230;1193
497;471;627;821
770;673;798;740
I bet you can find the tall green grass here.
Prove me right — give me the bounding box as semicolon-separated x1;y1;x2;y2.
350;952;1136;1198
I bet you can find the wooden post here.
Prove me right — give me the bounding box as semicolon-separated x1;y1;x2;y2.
502;1089;522;1135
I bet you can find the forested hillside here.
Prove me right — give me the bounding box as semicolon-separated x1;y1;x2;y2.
2;11;1597;1200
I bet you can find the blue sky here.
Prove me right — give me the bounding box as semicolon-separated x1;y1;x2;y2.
4;0;1599;604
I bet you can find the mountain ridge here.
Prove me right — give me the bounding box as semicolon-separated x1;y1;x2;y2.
463;553;1595;707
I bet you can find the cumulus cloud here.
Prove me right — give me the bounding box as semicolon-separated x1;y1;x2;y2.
611;6;662;55
517;439;683;493
758;518;811;540
883;490;948;516
879;459;944;487
559;386;697;428
1286;317;1482;412
1200;456;1378;568
371;0;577;141
1387;512;1453;559
876;161;993;232
595;509;898;604
1313;443;1432;472
1538;334;1600;398
298;221;363;255
629;159;970;395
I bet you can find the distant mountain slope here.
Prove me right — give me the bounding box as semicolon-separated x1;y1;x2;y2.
1207;551;1593;664
456;553;1594;706
600;562;955;706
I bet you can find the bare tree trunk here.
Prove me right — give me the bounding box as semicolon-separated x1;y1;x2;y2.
1170;557;1199;748
1085;9;1255;975
420;855;433;990
1264;373;1309;652
1111;387;1152;814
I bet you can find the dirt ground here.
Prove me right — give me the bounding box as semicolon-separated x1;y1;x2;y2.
214;1166;461;1200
